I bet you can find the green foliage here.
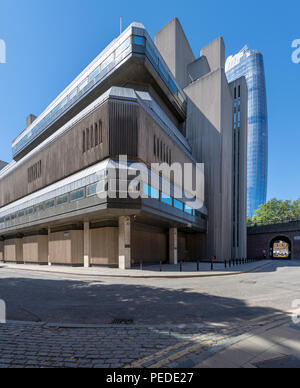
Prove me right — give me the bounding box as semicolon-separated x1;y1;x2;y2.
249;198;300;225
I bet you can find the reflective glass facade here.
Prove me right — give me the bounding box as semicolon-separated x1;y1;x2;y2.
226;48;268;217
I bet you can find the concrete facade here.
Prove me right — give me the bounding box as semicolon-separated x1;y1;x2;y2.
0;19;248;268
156;21;248;260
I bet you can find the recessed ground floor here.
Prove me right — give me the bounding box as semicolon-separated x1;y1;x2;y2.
0;216;205;269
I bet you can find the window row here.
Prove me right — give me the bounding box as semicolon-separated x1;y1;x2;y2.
13;35;132;154
143;184;200;218
0;181;106;225
153;135;172;164
28;161;42;183
82;120;103;153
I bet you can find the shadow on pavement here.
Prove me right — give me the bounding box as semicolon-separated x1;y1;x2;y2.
0;273;291;326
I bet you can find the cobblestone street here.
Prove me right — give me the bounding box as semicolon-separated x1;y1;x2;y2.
0;314;289;368
0;261;299;368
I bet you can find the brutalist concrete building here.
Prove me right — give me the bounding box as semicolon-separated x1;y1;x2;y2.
0;18;247;269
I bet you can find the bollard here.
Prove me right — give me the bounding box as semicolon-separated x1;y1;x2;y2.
160;261;162;272
140;261;143;271
224;260;227;269
229;260;231;268
180;261;183;272
197;261;200;272
211;260;214;271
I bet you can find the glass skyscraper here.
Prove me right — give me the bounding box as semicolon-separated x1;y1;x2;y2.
226;46;268;217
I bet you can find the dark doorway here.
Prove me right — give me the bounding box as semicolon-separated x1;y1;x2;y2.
270;236;292;260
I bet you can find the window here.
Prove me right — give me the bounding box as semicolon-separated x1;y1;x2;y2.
90;125;94;148
161;192;172;206
99;120;103;143
146;43;158;64
101;53;114;70
159;63;168;81
56;194;69;206
86;181;106;197
78;78;88;92
169;79;178;94
86;128;90;150
143;184;159;199
89;67;100;82
18;210;25;218
94;123;98;146
184;205;193;215
133;36;144;46
115;38;130;58
70;188;85;202
34;204;44;213
60;97;68;109
174;199;184;211
45;200;55;209
28;160;42;183
69;88;77;100
82;130;86;153
25;207;33;216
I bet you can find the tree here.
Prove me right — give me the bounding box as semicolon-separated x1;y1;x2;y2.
250;198;300;225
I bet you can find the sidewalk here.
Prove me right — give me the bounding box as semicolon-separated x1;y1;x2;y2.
0;260;272;279
195;319;300;368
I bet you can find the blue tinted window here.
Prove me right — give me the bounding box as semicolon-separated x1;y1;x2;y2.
133;36;144;46
70;188;85;202
174;200;184;211
159;63;168;81
143;184;159;199
161;193;172;206
146;43;158;64
169;79;178;94
56;194;69;206
184;205;193;215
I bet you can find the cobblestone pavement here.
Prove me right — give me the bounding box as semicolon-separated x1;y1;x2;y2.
0;313;288;368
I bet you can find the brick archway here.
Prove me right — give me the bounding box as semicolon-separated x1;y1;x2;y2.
269;235;292;260
247;221;300;260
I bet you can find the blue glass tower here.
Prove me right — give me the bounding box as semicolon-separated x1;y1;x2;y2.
226;46;268;217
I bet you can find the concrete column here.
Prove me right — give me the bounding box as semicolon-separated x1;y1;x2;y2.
169;227;178;264
84;221;90;268
48;227;51;266
118;216;131;270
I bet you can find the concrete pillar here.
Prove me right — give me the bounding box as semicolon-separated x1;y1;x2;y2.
48;227;51;266
169;227;178;264
118;216;131;270
84;221;90;268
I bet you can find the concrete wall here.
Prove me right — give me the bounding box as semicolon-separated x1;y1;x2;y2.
155;18;195;90
23;235;48;264
4;238;23;262
184;68;233;259
49;230;83;266
90;227;118;266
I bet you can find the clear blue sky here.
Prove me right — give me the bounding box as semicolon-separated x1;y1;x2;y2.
0;0;299;201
